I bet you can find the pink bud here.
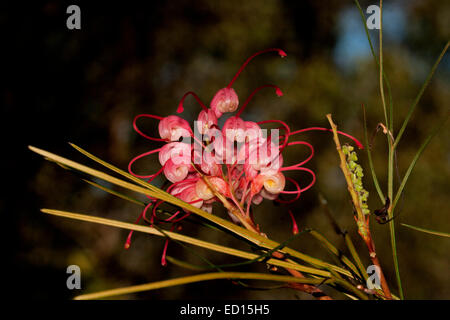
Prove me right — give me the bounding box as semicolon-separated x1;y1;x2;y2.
197;109;218;135
195;177;229;200
222;116;246;143
244;161;259;179
169;179;197;197
251;172;285;196
195;179;215;200
178;185;203;209
163;158;189;183
159;115;192;141
200;150;222;176
159;142;191;166
247;140;282;174
244;121;264;142
209;176;230;197
261;172;286;194
250;175;265;195
210;87;239;117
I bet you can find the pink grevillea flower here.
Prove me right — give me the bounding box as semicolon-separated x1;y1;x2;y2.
159;115;192;141
198;149;222;177
244;121;264;142
126;48;364;259
210;87;239;118
252;171;286;195
159;142;191;166
195;177;229;200
163;158;190;183
176;185;203;209
222;116;246;143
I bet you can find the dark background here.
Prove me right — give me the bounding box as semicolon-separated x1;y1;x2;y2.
2;0;449;299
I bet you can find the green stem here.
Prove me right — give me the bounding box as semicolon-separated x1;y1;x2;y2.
362;105;385;202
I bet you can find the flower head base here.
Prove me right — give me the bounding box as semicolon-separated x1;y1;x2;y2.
126;49;363;255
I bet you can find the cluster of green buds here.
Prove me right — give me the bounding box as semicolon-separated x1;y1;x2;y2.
342;145;370;216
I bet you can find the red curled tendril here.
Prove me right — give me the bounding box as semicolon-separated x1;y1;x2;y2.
280;166;316;193
257;119;291;151
235;84;283;118
276;177;301;204
133;114;166;142
161;224;176;266
281;141;315;169
128;148;163;179
227;48;287;88
124;201;155;249
289;127;363;149
177;91;208;113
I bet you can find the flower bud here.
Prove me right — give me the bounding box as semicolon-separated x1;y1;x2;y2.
222;116;246;143
253;172;285;195
163;158;189;183
177;185;203;209
210;87;239;118
159;115;191;141
197;109;218;135
159;142;191;166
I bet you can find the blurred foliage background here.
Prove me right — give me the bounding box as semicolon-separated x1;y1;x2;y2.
3;0;449;299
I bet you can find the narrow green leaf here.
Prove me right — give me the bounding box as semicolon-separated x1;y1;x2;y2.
165;256;210;271
363;105;385;202
83;179;147;207
73;272;338;300
401;223;450;238
309;230;361;279
394;41;449;149
41;208;332;278
392;114;449;211
344;233;368;281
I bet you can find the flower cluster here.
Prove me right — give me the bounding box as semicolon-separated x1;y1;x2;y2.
342;145;369;215
126;49;363;256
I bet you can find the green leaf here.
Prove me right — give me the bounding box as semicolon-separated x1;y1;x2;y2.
394;41;449;149
362;105;385;202
73;272;339;300
401;224;450;238
392;114;449;211
41;208;332;278
308;230;361;279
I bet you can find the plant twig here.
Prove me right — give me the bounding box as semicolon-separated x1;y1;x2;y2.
326;114;392;299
